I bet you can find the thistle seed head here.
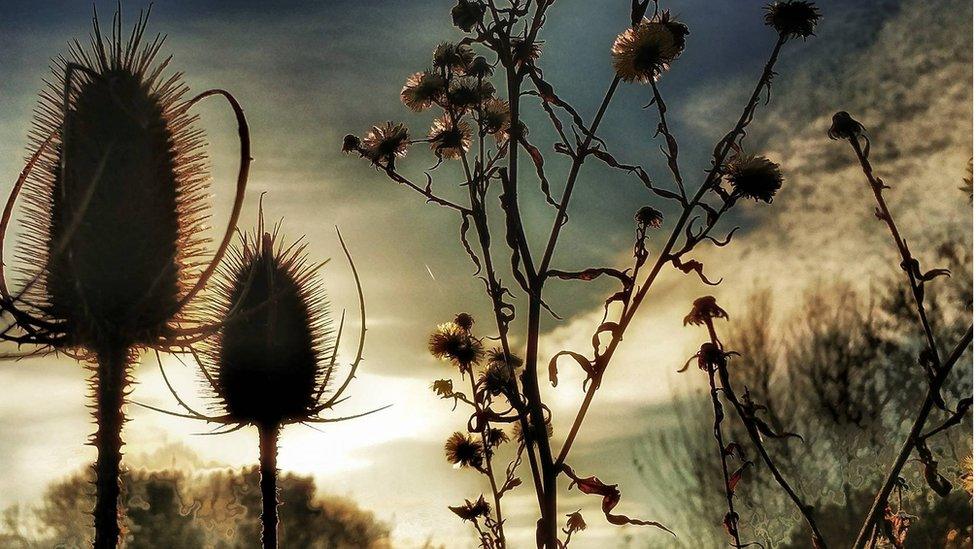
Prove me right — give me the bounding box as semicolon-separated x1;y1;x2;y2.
763;1;822;39
725;154;784;204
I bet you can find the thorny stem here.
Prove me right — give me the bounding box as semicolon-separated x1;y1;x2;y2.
92;344;130;549
258;423;280;549
706;320;828;547
556;35;788;469
851;326;973;548
707;362;742;547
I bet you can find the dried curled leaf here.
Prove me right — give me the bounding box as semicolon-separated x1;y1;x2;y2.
548;350;594;388
561;464;675;536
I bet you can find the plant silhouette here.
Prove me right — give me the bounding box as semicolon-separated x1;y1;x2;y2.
138;208;382;549
0;7;249;548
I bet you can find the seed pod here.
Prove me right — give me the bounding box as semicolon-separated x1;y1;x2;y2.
208;226;333;427
19;11;209;347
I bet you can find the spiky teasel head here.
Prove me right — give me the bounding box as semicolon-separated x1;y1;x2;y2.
18;9;210;348
206;221;334;428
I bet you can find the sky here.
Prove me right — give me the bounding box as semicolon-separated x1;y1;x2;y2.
0;0;971;547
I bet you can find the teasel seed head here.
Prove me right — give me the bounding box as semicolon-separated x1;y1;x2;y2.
20;10;211;348
207;223;334;427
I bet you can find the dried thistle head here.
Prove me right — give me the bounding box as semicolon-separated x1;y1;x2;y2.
635;206;664;229
207;223;333;427
611;12;689;83
512;418;553;444
451;0;486;32
428;322;484;368
444;431;484;468
446;77;495;112
481;98;511;138
361;122;410;164
20;9;210;348
400;71;446;112
827;111;865;141
763;1;821;39
479;361;513;397
565;511;587;535
433;42;475;74
725;154;783;204
684;296;729;326
486;347;523;370
466;56;494;79
449;495;491;522
428;115;473;160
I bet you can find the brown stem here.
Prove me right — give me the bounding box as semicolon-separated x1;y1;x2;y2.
259;423;280;549
707;317;827;547
92;345;130;549
556;36;788;468
707;364;742;547
848;137;942;372
851;326;973;548
468;372;507;547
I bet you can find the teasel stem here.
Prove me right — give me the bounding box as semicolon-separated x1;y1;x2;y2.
92;344;130;549
704;319;828;548
259;422;280;549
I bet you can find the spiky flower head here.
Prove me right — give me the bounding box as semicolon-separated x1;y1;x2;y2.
479;361;514;397
428;115;473;160
827;111;865;141
485;427;510;448
208;222;333;427
453;312;475;331
725;154;783;203
445;431;484;468
511;37;543;67
446;77;494;112
19;10;212;348
466;56;494;79
481;98;511;139
433;42;476;74
341;134;361;153
400;71;446;112
684;296;728;326
429;322;484;367
449;495;491;522
565;511;587;535
635;206;664;229
486;347;523;370
763;1;821;39
512;419;553;443
452;0;486;32
611;12;689;83
362;122;410;164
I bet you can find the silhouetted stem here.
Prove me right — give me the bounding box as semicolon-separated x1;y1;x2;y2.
847;137;942;374
468;372;507;547
707;365;742;547
556;35;788;469
92;345;129;549
851;326;973;549
259;424;280;549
